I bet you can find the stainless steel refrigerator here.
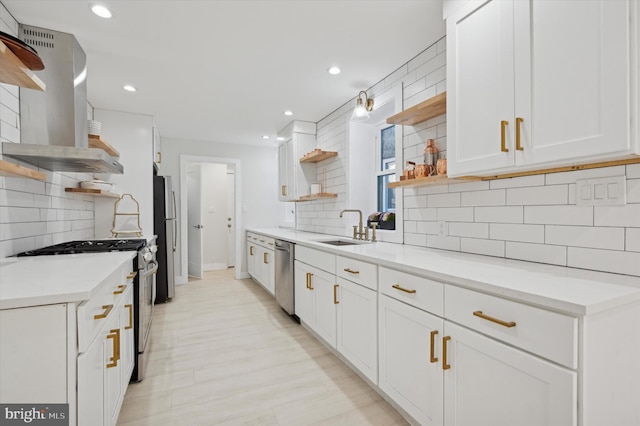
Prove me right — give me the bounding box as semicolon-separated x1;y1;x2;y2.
153;175;176;303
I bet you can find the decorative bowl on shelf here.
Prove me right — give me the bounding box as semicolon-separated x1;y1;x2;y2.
80;180;115;191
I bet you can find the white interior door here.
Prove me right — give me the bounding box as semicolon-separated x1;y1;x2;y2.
187;167;203;278
226;169;235;267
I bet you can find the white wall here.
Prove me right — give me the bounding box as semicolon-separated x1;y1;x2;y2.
158;137;282;281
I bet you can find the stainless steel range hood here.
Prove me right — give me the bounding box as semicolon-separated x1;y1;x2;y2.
1;25;123;174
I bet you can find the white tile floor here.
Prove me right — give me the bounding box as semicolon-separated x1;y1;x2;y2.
117;269;408;426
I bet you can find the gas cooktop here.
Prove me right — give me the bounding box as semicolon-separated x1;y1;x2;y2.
16;239;147;256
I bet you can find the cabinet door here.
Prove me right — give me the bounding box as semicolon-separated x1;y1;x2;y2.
294;260;315;325
378;294;444;426
277;139;295;201
514;0;630;165
447;0;515;176
336;278;377;384
443;321;577;426
152;126;162;166
104;312;123;426
263;248;275;295
120;285;135;387
77;327;106;426
247;241;256;278
312;268;337;349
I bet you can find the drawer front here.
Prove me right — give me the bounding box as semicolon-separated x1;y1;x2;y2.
296;245;336;274
379;267;444;316
256;235;275;249
77;263;134;353
336;256;377;290
445;285;578;369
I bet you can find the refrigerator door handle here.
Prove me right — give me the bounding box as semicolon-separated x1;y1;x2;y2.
171;190;177;252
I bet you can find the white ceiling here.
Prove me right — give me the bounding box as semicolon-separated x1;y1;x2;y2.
4;0;445;146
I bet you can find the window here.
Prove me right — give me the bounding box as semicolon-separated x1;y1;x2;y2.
376;125;396;212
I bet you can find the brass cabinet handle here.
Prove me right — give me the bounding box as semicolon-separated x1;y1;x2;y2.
281;185;287;196
343;268;360;275
127;271;137;280
263;252;268;264
473;310;516;328
334;284;339;304
515;117;524;151
259;239;265;243
392;284;416;294
249;246;254;256
113;285;126;295
157;151;162;164
442;336;451;370
94;304;114;320
308;273;314;290
125;304;133;330
106;329;120;368
500;120;509;152
430;330;439;363
305;272;310;289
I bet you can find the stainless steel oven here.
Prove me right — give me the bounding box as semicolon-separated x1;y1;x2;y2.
16;238;157;382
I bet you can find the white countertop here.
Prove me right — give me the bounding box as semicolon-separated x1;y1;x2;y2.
248;227;640;315
0;252;136;310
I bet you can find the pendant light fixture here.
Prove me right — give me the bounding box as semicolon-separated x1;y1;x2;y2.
352;90;374;121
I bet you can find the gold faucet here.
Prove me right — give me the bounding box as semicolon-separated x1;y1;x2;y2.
340;209;369;241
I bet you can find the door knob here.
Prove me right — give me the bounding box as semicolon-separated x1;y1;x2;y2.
193;224;204;229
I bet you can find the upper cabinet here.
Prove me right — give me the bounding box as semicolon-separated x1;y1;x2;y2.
277;121;318;201
152;125;162;169
446;0;638;177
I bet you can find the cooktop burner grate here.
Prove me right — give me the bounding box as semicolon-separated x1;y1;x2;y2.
16;239;147;256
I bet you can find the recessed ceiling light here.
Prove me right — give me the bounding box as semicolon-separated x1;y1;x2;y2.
284;110;293;116
262;135;270;140
91;4;112;18
277;137;285;141
123;85;136;92
327;66;341;75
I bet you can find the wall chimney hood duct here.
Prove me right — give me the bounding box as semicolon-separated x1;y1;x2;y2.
1;25;124;174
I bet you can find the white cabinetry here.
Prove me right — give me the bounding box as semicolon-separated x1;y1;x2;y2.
277;121;317;201
152;124;162;168
446;0;637;177
246;232;275;295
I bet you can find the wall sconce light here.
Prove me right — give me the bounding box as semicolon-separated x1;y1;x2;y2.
352;90;374;120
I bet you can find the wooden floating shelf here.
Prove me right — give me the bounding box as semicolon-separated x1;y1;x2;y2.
296;192;338;201
300;150;338;163
0;159;46;181
388;157;640;189
88;134;120;158
65;188;120;198
0;40;45;91
389;174;481;189
387;92;446;126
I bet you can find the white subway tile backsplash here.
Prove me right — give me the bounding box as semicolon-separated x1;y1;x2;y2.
461;238;505;257
448;222;489;239
627;164;640;179
545;166;626;185
627;228;640;252
507;185;568;205
506;242;567;266
475;206;523;223
417;221;439;235
545;225;625;251
627;179;640;203
490;175;545;189
405;208;437;221
489;223;545;243
524;206;593;226
0;207;41;223
427;192;460;207
405;233;427;247
568;247;640;277
594;204;640;227
427;235;460;251
461;189;505;206
450;181;490;192
436;207;474;222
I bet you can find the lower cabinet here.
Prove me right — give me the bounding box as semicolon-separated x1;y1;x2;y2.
443;321;576;426
378;294;444;426
247;233;275;295
294;260;336;347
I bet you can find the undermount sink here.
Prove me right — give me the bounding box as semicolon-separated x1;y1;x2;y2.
316;239;366;246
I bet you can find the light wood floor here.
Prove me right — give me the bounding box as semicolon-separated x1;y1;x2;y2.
117;269;408;426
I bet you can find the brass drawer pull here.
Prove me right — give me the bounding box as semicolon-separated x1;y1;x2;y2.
429;330;439;363
106;329;120;368
94;304;114;320
125;304;133;330
473;310;516;328
392;284;416;294
113;285;126;295
500;120;509;152
442;336;451;370
343;268;360;275
127;271;137;280
249;246;254;256
515;117;524;151
281;185;287;196
334;284;339;304
263;252;268;264
308;273;314;290
157;151;162;164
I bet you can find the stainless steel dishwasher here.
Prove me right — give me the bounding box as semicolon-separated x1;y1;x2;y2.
274;240;296;317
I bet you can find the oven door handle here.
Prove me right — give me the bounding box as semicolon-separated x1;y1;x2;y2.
141;261;159;278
